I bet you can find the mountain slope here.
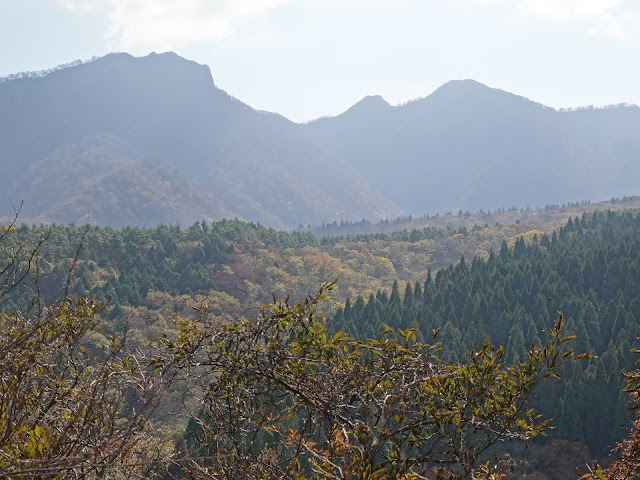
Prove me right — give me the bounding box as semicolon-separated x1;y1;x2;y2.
3;54;640;227
302;79;640;215
19;135;234;227
0;52;401;227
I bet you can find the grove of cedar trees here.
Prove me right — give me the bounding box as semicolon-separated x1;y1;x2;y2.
331;210;640;456
6;208;640;461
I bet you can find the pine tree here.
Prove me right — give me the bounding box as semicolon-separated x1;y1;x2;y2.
390;280;401;307
400;307;415;331
413;281;423;303
505;315;525;364
403;282;413;308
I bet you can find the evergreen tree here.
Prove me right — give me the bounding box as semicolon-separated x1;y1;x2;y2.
403;282;413;308
413;281;423;303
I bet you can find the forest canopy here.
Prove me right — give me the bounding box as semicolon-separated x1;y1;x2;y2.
4;206;640;477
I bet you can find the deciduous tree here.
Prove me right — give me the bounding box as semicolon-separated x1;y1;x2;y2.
155;281;580;479
0;212;170;479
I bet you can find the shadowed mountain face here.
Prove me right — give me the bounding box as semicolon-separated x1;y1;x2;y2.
0;52;400;227
302;79;640;215
1;53;640;227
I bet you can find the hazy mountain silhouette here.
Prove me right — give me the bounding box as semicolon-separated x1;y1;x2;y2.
0;52;400;227
2;53;640;227
302;79;640;215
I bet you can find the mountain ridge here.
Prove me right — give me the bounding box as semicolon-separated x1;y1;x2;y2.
0;52;401;227
2;52;640;227
301;76;640;215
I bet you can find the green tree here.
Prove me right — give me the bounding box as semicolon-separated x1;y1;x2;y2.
0;215;170;479
155;282;582;479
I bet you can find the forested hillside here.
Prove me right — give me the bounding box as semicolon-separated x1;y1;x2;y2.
3;52;640;228
6;197;636;318
330;209;640;460
306;196;640;237
0;52;399;228
302;80;640;215
5;204;640;477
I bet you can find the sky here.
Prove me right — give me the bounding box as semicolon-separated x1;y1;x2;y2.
1;0;639;122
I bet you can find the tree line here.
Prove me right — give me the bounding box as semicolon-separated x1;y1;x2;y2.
5;208;640;477
0;210;586;478
330;210;640;458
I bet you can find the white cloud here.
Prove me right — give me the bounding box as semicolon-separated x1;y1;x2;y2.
517;0;623;22
521;0;640;39
592;10;640;38
472;0;640;38
53;0;297;51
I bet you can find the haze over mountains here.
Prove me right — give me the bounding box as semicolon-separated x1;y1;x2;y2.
1;52;639;228
303;80;640;215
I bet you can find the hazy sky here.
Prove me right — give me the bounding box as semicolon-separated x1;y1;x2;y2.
1;0;639;122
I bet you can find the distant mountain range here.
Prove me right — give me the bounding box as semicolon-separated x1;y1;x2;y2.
302;80;640;216
1;52;639;228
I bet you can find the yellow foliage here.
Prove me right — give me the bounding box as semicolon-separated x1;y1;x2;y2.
508;229;545;248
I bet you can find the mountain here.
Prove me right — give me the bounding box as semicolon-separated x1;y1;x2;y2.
2;53;640;228
0;52;401;228
21;135;234;227
302;79;640;215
